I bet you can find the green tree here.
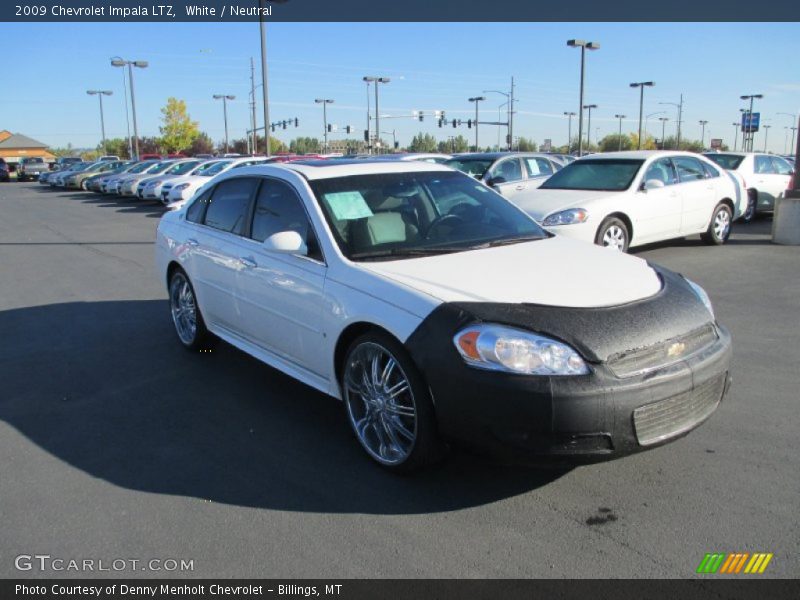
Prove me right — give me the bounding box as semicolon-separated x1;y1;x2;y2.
599;134;634;152
189;132;215;156
97;138;131;159
628;132;658;151
138;137;163;155
159;97;200;154
408;133;438;153
289;137;322;154
438;135;469;154
49;144;79;158
515;137;537;152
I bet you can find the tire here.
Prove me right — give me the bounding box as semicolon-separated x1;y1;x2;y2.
741;190;756;223
168;269;215;351
701;203;732;245
595;217;630;252
341;330;442;472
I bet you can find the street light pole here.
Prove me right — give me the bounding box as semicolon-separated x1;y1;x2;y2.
483;87;512;150
469;96;485;151
740;94;763;152
363;76;390;153
659;117;669;149
259;1;271;156
213;94;235;153
86;90;113;155
315;98;334;153
111;58;147;159
763;125;771;152
614;114;626;150
699;120;708;149
583;104;597;149
568;39;600;157
630;81;655;150
564;111;576;151
732;122;740;151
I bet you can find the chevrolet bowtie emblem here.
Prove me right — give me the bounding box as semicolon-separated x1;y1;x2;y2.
667;341;687;358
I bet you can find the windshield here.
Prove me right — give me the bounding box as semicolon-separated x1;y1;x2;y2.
164;160;202;175
146;161;177;174
24;158;45;164
443;157;494;179
127;161;157;174
309;170;548;261
199;160;233;176
539;159;644;191
704;154;745;170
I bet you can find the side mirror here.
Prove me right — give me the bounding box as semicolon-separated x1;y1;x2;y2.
643;179;665;191
487;176;507;188
263;230;307;255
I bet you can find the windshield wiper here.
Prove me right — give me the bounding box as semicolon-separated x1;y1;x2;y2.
351;246;472;260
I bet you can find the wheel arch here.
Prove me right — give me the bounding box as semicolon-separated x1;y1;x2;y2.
333;322;403;392
599;212;634;243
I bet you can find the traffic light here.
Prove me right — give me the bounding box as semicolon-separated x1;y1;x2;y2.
452;119;457;128
282;121;287;129
294;118;299;127
394;141;400;149
418;112;424;122
345;125;352;134
467;119;472;129
364;129;369;142
438;119;443;128
327;124;332;133
270;124;275;132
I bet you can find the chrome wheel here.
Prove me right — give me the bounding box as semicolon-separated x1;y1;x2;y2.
602;224;627;250
713;208;731;240
169;272;197;346
343;342;417;466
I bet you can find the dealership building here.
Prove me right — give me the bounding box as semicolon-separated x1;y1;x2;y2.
0;130;56;167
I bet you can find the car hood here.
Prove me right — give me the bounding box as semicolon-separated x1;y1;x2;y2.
163;175;204;186
358;235;662;308
513;189;623;222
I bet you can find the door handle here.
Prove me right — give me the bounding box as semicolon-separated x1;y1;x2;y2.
239;257;257;269
186;238;199;247
515;184;526;191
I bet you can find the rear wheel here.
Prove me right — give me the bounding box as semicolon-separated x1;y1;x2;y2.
341;331;442;472
741;190;757;223
595;217;630;252
701;203;732;245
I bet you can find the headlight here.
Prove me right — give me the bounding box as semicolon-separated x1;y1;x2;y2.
453;324;589;376
174;183;191;191
542;208;589;226
685;278;715;319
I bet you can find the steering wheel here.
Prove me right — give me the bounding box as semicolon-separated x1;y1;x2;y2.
426;213;465;239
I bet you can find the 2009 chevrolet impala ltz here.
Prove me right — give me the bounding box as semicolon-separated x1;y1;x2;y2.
155;160;732;471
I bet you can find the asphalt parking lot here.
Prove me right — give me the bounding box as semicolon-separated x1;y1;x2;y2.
1;181;798;579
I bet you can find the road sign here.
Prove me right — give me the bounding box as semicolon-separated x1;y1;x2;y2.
741;112;760;133
710;138;722;150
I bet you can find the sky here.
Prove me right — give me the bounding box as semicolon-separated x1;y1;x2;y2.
1;22;799;154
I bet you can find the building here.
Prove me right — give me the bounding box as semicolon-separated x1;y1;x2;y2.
0;131;57;167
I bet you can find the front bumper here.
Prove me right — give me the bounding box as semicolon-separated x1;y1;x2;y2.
404;266;732;464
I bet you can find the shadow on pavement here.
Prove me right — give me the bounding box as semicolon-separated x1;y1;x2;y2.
0;300;566;515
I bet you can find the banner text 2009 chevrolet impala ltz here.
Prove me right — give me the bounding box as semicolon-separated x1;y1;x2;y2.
155;160;732;471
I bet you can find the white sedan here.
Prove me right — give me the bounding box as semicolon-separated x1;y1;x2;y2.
155;160;732;471
512;151;744;252
163;156;270;208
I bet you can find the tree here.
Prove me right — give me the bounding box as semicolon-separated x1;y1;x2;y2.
138;137;163;155
49;144;79;158
660;136;708;152
159;97;200;154
438;135;469;154
628;132;657;151
515;137;537;152
189;132;215;156
599;134;633;152
408;133;438;153
97;138;131;159
289;137;322;154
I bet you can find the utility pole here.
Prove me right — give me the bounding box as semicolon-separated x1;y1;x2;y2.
614;114;626;150
469;96;485;151
213;94;235;153
250;57;257;154
568;39;600;157
564;111;576;151
86;90;112;155
733;122;740;151
315;98;334;153
659;117;669;149
509;76;515;151
763;125;771;152
699;120;708;149
259;1;270;156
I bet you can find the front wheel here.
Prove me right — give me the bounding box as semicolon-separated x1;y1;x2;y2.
701;203;732;245
595;217;630;252
341;331;442;472
168;269;214;350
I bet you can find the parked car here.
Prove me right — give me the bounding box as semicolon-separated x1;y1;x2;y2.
703;152;794;222
84;162;137;192
99;155;120;161
102;160;161;194
365;153;453;164
155;160;732;471
65;161;126;190
139;153;162;160
511;151;742;252
162;156;270;208
118;160;180;196
444;152;564;201
16;157;48;181
49;162;89;187
0;158;10;182
136;159;205;200
50;157;82;171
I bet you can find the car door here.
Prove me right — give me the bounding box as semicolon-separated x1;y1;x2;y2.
234;176;328;377
769;156;793;198
523;156;557;190
672;156;719;234
183;177;260;336
632;157;684;243
752;154;780;209
484;157;525;199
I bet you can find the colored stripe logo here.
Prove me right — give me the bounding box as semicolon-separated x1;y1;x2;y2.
697;553;773;574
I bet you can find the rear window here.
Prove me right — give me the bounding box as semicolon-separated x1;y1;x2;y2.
443;158;495;179
704;154;745;170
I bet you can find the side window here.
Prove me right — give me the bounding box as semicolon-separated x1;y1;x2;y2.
673;157;705;182
489;158;522;182
754;155;775;174
771;157;793;175
250;179;323;261
185;187;213;223
203;177;258;236
644;158;678;185
525;157;554;178
701;161;720;178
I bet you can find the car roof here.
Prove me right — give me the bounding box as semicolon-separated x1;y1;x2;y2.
230;159;453;181
576;150;708;160
449;152;556;160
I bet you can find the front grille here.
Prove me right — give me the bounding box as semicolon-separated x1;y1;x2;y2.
633;373;726;446
608;325;718;378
